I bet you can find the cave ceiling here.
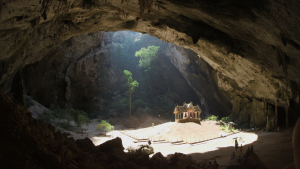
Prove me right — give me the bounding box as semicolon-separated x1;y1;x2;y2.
1;0;300;107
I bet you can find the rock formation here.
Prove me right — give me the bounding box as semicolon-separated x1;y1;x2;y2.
1;0;300;127
0;87;213;168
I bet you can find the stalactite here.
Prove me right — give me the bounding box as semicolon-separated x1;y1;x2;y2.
138;0;152;15
40;0;53;20
117;8;129;18
263;98;268;116
77;53;95;75
290;80;298;99
272;45;289;77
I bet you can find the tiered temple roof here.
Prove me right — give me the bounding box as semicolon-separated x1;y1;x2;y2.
173;102;202;114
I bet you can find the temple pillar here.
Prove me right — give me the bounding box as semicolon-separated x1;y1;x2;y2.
275;100;278;128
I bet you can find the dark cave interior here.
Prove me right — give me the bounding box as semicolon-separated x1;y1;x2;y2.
1;0;300;168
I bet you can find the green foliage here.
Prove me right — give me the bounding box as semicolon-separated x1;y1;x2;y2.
221;124;238;133
123;70;139;117
78;114;89;126
131;99;146;109
221;114;234;123
104;91;128;116
96;120;114;135
135;45;160;71
123;70;139;92
38;109;55;125
207;115;218;121
38;104;89;130
221;125;227;131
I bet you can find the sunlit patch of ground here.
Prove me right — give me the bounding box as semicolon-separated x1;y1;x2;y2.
67;120;293;169
125;121;227;142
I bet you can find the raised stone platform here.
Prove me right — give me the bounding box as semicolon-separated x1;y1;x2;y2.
175;118;201;124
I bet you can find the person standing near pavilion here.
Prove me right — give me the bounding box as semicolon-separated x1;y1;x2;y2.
235;139;238;153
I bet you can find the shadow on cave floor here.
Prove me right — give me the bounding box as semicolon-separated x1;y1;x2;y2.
186;128;293;169
64;117;293;169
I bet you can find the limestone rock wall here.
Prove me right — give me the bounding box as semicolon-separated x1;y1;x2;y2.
165;43;232;116
21;31;127;114
1;0;300;125
20;31;203;116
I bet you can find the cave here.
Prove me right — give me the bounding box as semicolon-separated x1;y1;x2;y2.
21;31;206;119
1;0;300;168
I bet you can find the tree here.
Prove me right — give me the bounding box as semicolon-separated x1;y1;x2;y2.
96;120;114;136
123;70;139;117
135;45;160;71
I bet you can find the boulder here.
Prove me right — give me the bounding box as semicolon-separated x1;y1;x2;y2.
64;149;77;161
198;159;219;169
76;151;89;161
130;151;149;166
65;137;78;153
149;152;169;169
168;153;198;169
76;137;95;152
37;151;59;167
108;147;129;163
226;152;267;169
54;130;65;142
124;161;138;169
97;137;124;153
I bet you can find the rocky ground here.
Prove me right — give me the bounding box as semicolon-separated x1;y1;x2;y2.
66;117;293;169
0;85;294;168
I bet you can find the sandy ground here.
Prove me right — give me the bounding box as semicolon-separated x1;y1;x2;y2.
67;120;293;169
125;121;228;141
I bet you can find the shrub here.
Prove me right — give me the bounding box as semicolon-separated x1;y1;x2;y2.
52;104;89;127
96;120;114;135
221;124;238;133
207;115;218;121
78;114;89;127
221;114;234;123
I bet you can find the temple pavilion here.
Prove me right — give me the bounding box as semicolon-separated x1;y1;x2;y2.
173;102;202;124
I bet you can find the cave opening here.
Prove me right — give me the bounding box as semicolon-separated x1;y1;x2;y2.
98;31;202;120
21;31;205;126
1;1;300;168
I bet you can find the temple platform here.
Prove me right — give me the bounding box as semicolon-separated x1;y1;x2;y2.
175;118;201;124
